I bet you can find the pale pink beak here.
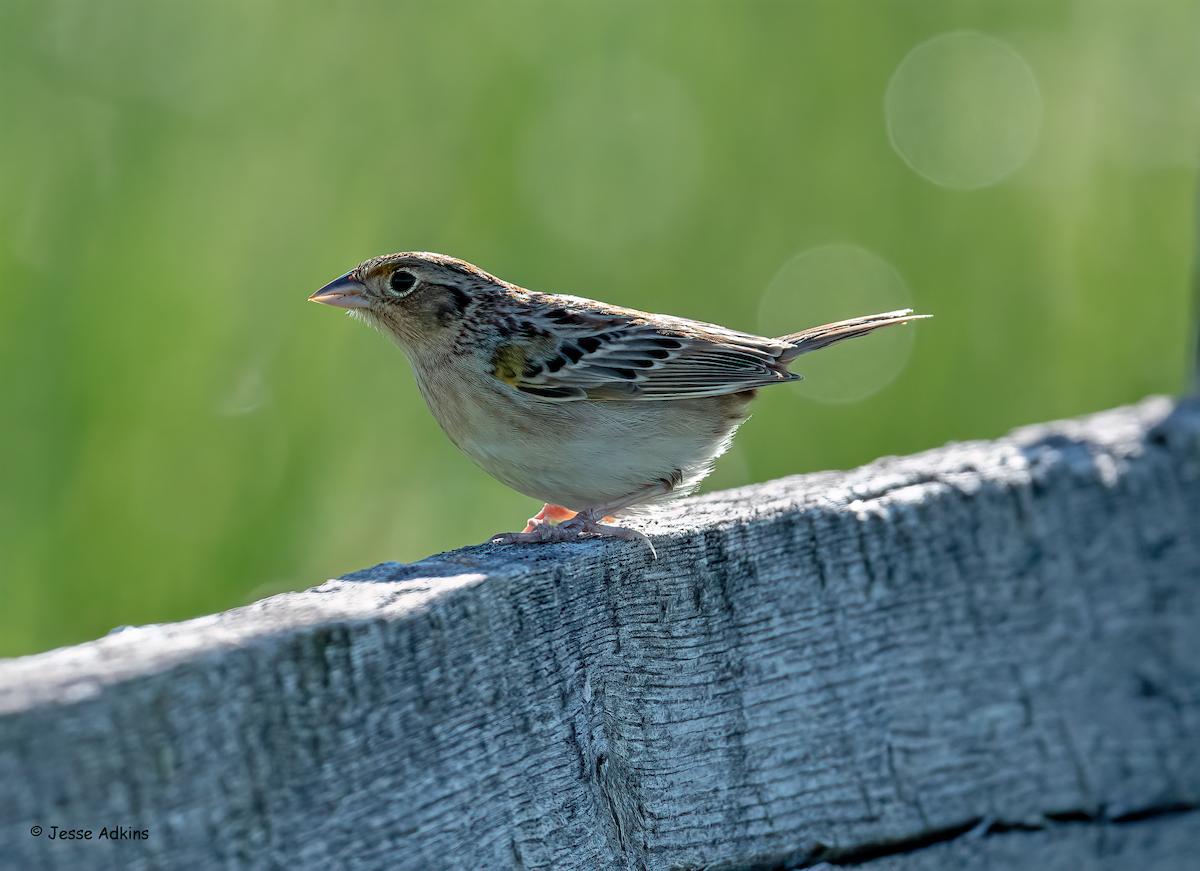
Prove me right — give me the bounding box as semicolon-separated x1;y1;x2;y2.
309;272;370;309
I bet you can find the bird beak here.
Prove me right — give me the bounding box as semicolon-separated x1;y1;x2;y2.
310;272;371;309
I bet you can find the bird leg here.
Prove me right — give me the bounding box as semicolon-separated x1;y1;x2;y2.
493;481;672;558
521;503;577;533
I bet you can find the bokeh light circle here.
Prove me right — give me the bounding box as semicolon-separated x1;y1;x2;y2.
520;56;703;251
885;31;1042;189
757;244;918;404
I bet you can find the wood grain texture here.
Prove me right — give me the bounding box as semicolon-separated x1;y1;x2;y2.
1;397;1197;871
842;810;1200;871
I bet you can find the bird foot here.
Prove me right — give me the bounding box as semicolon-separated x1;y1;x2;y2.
494;507;656;559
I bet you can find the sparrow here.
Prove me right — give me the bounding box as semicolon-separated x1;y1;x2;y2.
310;252;928;553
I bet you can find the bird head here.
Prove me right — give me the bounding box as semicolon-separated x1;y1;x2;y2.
310;252;491;351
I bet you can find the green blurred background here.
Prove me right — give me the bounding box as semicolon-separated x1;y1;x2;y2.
2;1;1197;657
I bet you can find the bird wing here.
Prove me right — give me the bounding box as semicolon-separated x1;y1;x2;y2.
489;295;797;402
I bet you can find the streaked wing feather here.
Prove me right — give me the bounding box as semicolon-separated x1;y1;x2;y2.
502;302;796;402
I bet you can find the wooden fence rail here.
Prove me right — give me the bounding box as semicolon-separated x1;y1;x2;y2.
2;396;1197;870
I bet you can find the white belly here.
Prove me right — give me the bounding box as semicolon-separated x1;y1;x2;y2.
413;360;749;512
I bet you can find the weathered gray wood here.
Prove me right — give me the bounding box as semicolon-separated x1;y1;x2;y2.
836;810;1200;871
1;396;1197;871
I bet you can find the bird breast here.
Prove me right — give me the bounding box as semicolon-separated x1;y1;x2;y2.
410;353;753;511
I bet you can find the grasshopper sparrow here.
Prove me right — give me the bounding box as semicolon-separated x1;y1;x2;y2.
310;252;928;552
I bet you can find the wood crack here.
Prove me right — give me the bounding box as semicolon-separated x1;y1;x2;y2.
786;803;1200;869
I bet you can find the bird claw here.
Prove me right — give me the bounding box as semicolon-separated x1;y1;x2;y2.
492;511;657;559
491;523;569;545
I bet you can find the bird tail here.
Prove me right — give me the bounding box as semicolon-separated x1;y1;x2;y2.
776;309;930;363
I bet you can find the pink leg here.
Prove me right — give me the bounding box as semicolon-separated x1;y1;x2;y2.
522;503;577;533
496;482;672;558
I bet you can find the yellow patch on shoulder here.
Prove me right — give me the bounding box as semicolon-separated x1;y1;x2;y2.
491;344;527;386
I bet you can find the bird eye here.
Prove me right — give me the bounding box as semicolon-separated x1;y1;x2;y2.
389;270;417;295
